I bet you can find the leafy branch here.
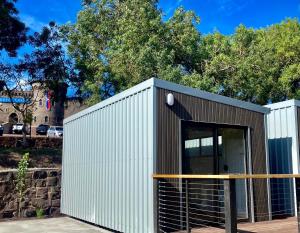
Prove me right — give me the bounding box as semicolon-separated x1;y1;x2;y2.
16;152;29;217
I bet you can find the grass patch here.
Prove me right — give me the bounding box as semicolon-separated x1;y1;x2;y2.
36;208;45;218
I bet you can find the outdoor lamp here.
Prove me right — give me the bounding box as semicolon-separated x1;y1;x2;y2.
166;93;174;106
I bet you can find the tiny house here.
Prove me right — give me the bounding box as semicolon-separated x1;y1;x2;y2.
61;78;270;233
265;100;300;217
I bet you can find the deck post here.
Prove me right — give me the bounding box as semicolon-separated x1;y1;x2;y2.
153;178;159;233
296;178;300;233
185;179;190;233
224;179;237;233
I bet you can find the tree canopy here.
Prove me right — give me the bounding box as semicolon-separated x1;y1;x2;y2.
23;22;80;104
0;0;27;57
63;0;202;105
199;20;300;104
65;0;300;105
4;0;299;106
0;22;78;144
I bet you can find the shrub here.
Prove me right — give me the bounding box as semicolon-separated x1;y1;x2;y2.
16;152;29;217
36;208;44;218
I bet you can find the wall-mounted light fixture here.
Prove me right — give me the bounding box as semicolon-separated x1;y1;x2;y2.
166;93;174;106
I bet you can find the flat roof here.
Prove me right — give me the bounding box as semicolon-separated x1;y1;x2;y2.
264;99;300;110
65;78;269;123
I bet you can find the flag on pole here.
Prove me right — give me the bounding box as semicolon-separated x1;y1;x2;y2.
45;91;51;111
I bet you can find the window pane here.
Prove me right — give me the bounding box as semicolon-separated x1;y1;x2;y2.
182;123;214;174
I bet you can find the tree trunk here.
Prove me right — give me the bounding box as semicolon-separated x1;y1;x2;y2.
22;124;28;147
18;197;22;218
21;112;28;147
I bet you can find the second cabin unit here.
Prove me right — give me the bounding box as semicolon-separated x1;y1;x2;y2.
265;100;300;217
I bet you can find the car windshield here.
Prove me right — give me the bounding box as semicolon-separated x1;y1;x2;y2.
56;127;63;131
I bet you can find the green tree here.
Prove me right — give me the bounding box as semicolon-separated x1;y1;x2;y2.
64;0;202;105
0;22;78;146
200;19;300;104
254;19;300;103
0;0;27;57
16;152;29;217
66;1;300;105
280;64;300;99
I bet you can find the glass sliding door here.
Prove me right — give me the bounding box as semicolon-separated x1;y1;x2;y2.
181;122;218;228
182;122;215;174
181;121;248;219
218;128;248;219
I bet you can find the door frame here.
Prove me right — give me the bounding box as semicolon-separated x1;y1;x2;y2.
179;120;252;220
180;120;248;175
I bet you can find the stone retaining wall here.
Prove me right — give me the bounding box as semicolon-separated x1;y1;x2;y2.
0;168;61;219
0;136;62;149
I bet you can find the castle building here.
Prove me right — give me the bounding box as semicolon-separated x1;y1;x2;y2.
0;86;86;133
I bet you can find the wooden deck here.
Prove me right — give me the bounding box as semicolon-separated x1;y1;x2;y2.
176;217;297;233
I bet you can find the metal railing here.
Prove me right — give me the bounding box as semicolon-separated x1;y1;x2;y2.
153;174;300;233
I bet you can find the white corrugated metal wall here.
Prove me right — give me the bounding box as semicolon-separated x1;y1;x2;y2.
61;86;155;233
266;101;300;216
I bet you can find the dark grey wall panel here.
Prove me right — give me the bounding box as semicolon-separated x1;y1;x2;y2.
298;107;300;147
156;88;268;220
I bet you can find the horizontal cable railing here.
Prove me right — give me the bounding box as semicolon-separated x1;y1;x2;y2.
153;174;300;233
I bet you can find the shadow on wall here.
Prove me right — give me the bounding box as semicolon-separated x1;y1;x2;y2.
268;138;294;218
167;97;192;120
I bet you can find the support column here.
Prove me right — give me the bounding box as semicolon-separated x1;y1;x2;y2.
296;178;300;233
224;179;237;233
185;179;190;233
154;178;159;233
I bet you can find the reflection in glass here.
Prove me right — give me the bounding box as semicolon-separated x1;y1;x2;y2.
182;124;214;174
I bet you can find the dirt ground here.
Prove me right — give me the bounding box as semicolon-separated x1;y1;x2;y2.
0;147;62;169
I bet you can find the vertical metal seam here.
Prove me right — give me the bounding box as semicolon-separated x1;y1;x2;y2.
247;127;255;223
152;86;157;233
294;105;300;217
264;114;272;220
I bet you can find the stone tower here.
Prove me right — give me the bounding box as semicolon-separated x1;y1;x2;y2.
32;84;64;127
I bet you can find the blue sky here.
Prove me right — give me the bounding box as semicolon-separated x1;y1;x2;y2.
16;0;300;35
8;0;300;97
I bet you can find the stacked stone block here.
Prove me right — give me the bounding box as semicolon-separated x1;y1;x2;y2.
0;169;61;219
0;137;62;149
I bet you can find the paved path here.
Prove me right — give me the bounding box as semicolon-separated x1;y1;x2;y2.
0;217;112;233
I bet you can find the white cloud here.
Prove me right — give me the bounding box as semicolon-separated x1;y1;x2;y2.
19;14;47;32
216;0;251;16
166;0;185;15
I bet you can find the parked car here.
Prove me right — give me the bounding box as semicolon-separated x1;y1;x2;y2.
36;124;49;135
12;123;24;134
12;124;29;134
0;124;3;136
47;126;63;138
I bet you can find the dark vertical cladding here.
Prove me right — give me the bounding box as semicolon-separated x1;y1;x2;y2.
298;107;300;147
156;88;268;221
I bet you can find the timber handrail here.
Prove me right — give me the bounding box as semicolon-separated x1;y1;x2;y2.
152;173;300;179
